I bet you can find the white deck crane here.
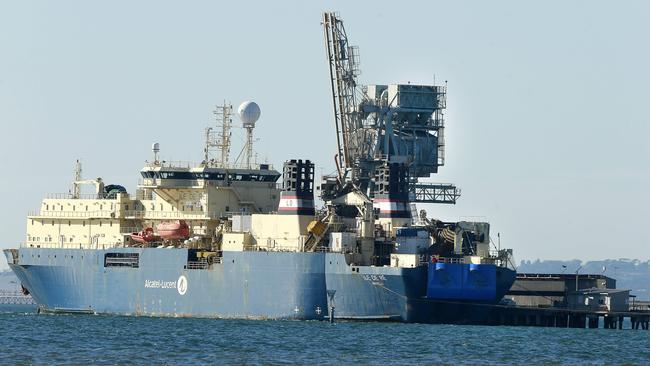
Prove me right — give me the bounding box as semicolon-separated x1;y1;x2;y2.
71;160;104;199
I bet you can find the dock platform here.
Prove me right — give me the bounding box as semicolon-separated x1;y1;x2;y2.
486;305;650;329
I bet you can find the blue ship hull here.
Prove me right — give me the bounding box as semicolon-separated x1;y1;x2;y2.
6;248;328;320
325;255;516;323
5;248;515;323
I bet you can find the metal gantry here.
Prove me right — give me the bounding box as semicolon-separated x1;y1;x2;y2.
409;183;461;204
322;12;459;204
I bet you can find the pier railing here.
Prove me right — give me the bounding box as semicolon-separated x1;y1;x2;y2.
0;291;35;305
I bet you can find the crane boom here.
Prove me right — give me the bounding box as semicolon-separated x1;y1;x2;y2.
322;12;361;174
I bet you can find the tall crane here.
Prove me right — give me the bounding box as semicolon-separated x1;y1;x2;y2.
322;12;364;179
322;12;460;205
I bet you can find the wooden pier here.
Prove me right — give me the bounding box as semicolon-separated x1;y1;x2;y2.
486;305;650;330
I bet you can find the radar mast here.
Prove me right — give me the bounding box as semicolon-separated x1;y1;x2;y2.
204;101;233;168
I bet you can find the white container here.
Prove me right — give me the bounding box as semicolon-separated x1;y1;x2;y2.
330;232;356;252
390;254;420;268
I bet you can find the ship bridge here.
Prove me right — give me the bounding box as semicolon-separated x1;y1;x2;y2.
139;164;280;189
138;162;282;216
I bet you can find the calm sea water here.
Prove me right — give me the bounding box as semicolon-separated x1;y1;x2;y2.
1;306;648;365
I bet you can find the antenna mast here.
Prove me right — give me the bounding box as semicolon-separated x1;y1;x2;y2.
205;101;233;168
72;160;82;199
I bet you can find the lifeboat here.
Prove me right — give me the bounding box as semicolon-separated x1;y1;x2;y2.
130;227;158;244
156;220;190;240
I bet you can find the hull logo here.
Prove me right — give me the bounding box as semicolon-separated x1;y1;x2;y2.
177;275;188;295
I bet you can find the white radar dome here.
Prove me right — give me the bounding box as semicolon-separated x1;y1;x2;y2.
238;101;261;128
152;142;160;153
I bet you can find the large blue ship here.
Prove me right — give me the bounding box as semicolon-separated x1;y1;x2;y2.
4;12;516;323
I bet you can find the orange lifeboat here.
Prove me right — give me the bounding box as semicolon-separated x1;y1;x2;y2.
156;220;190;240
130;227;158;244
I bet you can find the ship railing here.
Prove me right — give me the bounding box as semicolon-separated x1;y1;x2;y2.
436;257;466;264
30;208;253;221
144;160;197;169
120;227;144;234
46;193;118;200
121;210;228;220
249;244;303;253
139;178;206;188
313;246;360;254
21;242;123;250
28;210;117;218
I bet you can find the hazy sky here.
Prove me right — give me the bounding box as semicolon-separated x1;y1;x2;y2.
1;1;649;269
